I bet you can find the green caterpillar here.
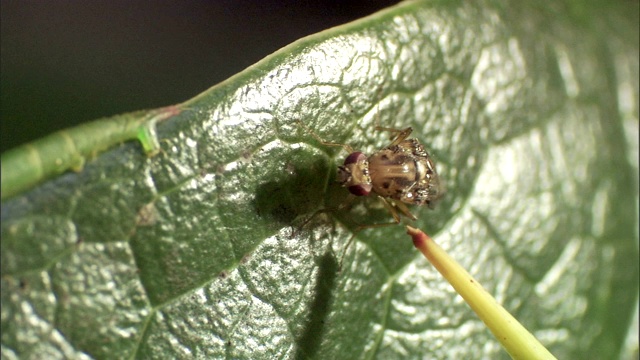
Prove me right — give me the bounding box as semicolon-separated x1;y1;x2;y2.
1;105;181;200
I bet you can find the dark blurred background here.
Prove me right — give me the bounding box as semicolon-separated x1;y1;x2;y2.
1;0;399;153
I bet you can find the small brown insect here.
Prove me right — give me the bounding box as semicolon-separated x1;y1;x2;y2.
298;122;442;222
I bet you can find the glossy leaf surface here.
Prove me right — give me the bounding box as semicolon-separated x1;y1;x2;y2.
2;1;638;359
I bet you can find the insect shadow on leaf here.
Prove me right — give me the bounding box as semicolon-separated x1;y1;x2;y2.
294;250;338;360
253;157;330;229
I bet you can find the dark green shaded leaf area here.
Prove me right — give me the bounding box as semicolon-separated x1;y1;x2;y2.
2;1;638;359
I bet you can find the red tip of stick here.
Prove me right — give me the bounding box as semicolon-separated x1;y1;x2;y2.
406;225;427;249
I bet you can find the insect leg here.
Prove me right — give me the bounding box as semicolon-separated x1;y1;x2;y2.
338;196;409;269
339;217;402;270
374;126;413;146
291;195;357;238
388;198;417;221
376;196;401;223
295;120;354;153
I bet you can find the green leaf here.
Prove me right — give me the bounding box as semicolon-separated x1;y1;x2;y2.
2;1;638;359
